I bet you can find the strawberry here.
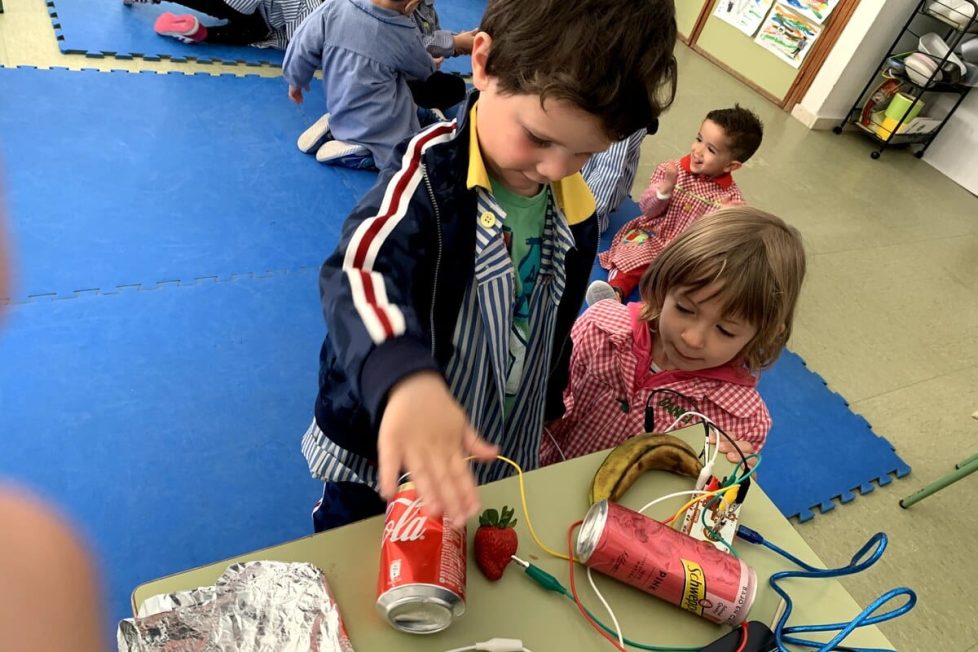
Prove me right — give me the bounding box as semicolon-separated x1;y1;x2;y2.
474;506;519;581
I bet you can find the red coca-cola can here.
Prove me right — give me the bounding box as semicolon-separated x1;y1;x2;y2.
577;500;756;626
376;481;466;634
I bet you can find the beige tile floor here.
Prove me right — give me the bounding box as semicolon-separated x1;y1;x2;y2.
3;4;977;650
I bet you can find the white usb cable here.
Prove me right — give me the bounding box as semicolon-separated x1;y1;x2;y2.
442;639;533;652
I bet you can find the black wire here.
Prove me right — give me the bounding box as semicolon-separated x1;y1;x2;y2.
642;389;750;470
643;388;697;432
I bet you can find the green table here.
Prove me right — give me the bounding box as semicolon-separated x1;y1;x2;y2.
132;428;896;650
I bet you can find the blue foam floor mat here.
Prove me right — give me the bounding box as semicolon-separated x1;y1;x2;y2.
0;269;326;632
0;62;908;637
46;0;481;73
0;66;376;302
595;198;911;522
757;351;911;522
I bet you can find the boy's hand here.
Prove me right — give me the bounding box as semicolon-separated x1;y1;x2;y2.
708;433;756;466
657;160;679;195
378;371;499;523
453;30;477;55
432;56;444;70
288;84;308;104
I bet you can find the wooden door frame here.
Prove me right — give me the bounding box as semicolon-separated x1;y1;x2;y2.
681;0;862;110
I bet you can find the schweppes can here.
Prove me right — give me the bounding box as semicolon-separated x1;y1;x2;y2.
577;500;756;625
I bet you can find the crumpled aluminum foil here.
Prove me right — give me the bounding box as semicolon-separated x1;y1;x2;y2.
117;561;355;652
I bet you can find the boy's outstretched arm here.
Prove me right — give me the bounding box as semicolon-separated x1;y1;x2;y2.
378;371;498;521
319;130;494;523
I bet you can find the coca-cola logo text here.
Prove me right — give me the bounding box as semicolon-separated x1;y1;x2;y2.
383;497;429;544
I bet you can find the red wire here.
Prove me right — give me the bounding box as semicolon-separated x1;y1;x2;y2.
734;621;749;652
567;520;627;652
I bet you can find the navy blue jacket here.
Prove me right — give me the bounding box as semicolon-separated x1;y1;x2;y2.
313;92;599;463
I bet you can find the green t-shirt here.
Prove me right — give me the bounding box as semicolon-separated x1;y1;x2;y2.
490;178;549;416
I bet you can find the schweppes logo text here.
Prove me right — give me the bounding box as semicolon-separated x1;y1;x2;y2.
681;559;706;616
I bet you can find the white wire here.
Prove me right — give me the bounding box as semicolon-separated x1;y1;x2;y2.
543;425;567;462
441;645;533;652
587;566;625;648
660;409;722;467
637;489;716;516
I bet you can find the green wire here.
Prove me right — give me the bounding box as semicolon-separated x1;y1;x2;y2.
698;494;739;557
519;562;705;650
562;592;702;651
725;453;761;485
514;448;764;650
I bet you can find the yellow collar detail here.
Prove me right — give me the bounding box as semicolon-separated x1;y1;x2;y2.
465;103;596;226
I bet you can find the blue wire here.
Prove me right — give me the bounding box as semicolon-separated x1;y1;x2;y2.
736;526;916;652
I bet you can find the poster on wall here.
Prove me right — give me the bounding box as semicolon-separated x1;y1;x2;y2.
778;0;839;24
713;0;776;36
754;2;822;68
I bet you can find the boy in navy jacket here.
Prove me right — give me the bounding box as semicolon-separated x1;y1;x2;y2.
302;0;680;530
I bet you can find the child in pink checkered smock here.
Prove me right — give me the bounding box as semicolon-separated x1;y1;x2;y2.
588;105;764;305
540;207;806;467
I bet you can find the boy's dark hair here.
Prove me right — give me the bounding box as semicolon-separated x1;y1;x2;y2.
705;105;764;162
479;0;678;141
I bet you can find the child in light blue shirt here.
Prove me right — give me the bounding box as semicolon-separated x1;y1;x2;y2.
283;0;434;170
405;0;472;113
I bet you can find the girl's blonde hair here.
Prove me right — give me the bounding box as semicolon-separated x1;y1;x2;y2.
638;206;806;372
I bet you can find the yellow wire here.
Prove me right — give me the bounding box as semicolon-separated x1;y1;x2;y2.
663;488;729;527
493;455;574;561
487;456;738;561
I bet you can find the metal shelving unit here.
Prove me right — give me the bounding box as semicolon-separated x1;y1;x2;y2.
833;0;977;159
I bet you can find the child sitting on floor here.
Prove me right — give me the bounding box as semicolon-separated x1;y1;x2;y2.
540;207;806;466
406;0;475;113
127;0;322;50
282;0;436;171
587;104;763;305
293;0;470;164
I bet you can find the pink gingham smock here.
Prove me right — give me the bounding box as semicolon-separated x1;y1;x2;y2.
539;300;770;466
598;155;743;274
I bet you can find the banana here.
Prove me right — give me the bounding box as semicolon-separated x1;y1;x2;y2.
588;433;703;504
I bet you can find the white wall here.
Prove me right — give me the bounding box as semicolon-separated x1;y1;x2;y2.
792;0;978;195
923;91;978;194
792;0;918;128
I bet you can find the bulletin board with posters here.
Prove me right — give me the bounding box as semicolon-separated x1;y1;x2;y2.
679;0;861;109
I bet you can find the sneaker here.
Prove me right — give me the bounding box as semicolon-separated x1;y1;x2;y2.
315;140;376;170
154;13;207;44
586;280;621;306
297;113;331;154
